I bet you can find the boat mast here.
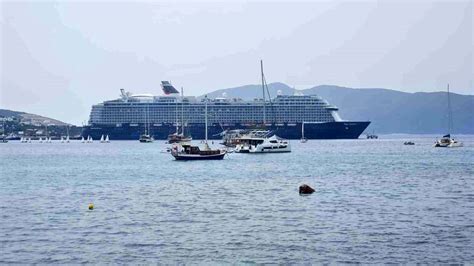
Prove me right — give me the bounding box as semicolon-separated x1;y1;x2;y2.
181;87;184;136
261;60;266;124
447;84;452;134
205;95;208;143
302;122;305;139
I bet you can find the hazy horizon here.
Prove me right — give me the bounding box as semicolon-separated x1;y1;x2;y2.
1;1;473;125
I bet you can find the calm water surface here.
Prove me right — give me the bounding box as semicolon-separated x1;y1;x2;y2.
1;135;473;263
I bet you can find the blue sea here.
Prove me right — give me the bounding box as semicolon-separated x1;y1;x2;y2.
1;135;473;263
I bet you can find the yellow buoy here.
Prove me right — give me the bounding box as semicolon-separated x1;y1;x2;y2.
88;203;94;210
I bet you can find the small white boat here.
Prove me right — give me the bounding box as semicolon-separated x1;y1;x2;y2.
434;134;463;148
100;134;105;143
81;136;85;143
61;137;65;143
105;135;110;143
66;136;70;143
39;137;43;143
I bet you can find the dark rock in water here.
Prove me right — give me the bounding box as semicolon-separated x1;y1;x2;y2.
299;184;315;194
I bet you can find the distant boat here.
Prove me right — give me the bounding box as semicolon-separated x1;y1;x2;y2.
139;100;154;143
39;137;43;143
434;84;463;148
105;135;110;143
168;87;192;144
100;134;105;143
81;136;85;143
300;122;308;143
61;136;65;143
65;125;70;143
404;141;415;145
139;134;154;143
87;136;93;143
366;130;378;139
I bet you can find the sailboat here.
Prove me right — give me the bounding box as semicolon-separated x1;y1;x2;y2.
100;134;105;143
171;95;226;160
434;84;463;148
168;87;192;144
87;136;93;143
139;103;154;143
81;136;85;143
39;137;43;143
65;125;70;143
61;136;65;143
300;122;308;143
105;135;110;143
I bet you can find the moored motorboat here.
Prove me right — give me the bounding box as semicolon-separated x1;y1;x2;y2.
235;134;291;153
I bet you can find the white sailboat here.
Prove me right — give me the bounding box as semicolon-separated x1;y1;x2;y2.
65;125;70;143
100;134;105;143
434;84;463;148
81;136;85;143
39;137;43;143
139;103;154;143
61;136;65;143
105;135;110;143
301;122;308;143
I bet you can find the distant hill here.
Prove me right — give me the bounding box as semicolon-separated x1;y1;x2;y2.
201;83;474;134
0;109;69;126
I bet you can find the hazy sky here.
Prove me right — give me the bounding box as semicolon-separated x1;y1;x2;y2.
1;0;473;125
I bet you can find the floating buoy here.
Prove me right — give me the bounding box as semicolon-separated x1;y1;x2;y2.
88;203;94;210
299;184;315;194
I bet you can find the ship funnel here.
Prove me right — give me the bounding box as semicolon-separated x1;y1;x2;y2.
161;81;179;95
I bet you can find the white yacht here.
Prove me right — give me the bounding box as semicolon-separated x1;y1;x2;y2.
235;134;291;153
434;84;463;148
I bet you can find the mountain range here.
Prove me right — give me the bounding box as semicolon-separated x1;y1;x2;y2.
203;83;474;134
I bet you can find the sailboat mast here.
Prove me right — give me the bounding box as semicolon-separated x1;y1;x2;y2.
261;60;266;124
205;95;208;143
302;122;304;138
181;87;184;135
447;84;452;134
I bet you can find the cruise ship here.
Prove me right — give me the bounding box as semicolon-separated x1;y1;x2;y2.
82;81;370;140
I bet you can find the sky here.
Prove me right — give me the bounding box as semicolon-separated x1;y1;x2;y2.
0;0;473;125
